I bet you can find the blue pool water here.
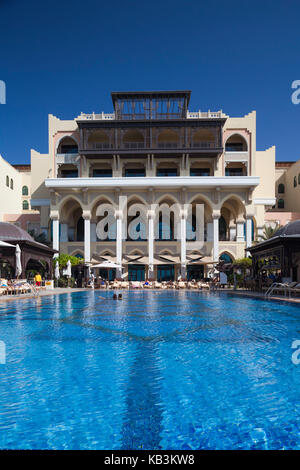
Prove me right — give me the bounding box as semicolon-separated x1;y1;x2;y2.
0;290;300;450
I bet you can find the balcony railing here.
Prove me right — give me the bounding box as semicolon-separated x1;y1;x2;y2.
224;151;249;162
81;140;222;152
123;142;145;149
187;110;223;119
157;142;179;149
77;110;224;121
56;153;79;164
191;141;217;149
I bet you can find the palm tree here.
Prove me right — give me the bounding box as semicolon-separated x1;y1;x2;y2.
260;223;282;241
28;230;50;246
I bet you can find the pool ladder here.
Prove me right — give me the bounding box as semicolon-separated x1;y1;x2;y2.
264;282;291;299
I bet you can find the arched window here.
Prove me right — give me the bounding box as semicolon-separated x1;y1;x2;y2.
225;134;248;152
220;253;233;263
10;178;13;189
57;136;78;154
22;200;29;210
294;176;297;188
278;199;284;209
219;216;227;241
278;183;285;194
76;217;84;241
22;185;29;195
6;175;9;187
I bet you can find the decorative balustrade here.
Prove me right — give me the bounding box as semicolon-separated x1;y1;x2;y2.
224;151;249;162
78;112;115;120
187;110;223;119
77;110;223;121
56;153;80;164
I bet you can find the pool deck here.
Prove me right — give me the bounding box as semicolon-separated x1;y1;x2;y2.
0;287;90;302
1;287;300;305
226;289;300;304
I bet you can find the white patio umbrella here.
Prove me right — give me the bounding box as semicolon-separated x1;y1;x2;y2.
55;260;60;280
0;240;15;248
90;260;122;269
66;259;72;278
15;244;22;278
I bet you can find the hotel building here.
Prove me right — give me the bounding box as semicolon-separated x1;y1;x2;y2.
30;90;276;281
0;154;40;233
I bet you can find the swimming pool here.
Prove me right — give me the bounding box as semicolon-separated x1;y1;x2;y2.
0;290;300;450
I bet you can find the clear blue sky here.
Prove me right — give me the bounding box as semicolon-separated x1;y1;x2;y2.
0;0;299;164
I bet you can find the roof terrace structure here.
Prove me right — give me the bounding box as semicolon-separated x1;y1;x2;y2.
76;90;225;158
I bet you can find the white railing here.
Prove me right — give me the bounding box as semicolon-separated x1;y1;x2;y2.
77;112;115;121
56;153;80;164
224;151;249;162
264;282;292;299
187;110;223;119
77;110;223;121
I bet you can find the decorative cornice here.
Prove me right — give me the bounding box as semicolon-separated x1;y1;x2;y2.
45;176;260;190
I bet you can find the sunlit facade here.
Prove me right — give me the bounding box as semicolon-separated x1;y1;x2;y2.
30;90;276;280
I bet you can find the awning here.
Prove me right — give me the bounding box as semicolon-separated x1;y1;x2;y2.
123;255;143;264
187;256;215;265
159;254;181;264
91;260;122;269
186;253;203;260
91;253;118;263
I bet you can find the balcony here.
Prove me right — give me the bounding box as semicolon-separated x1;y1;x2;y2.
224;151;248;163
77;110;224;121
56;153;79;165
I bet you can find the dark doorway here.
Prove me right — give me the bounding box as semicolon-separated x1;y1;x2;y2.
187;265;204;281
128;264;145;281
157;264;175;281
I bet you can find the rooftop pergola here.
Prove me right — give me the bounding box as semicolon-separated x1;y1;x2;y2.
111;90;191;120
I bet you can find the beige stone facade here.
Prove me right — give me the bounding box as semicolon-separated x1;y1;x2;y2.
265;160;300;227
0;155;40;232
29;91;276;280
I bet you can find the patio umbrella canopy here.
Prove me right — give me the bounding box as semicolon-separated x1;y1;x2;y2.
15;244;22;278
66;259;72;278
55;260;60;279
91;260;122;269
0;241;16;248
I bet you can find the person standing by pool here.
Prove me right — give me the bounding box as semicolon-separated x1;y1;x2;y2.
34;272;42;287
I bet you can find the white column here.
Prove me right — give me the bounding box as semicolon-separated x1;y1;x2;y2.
246;216;252;252
116;211;123;279
180;210;187;279
50;211;59;254
213;213;220;261
236;218;245;242
148;211;154;280
83;212;91;264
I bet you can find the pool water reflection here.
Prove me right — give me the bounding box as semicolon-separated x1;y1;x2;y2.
0;290;300;449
